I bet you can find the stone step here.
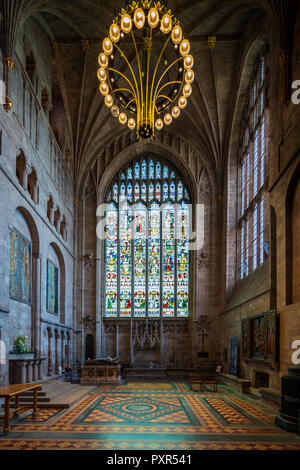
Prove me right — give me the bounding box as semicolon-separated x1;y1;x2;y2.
126;368;167;379
2;377;94;410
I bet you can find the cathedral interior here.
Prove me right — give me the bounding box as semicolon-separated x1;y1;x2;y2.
0;0;300;453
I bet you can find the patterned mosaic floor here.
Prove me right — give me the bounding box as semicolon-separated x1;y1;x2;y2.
0;381;300;450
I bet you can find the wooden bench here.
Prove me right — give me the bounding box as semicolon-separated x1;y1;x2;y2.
0;383;42;434
189;373;218;392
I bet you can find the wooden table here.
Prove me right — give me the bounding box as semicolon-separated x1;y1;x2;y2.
0;383;42;434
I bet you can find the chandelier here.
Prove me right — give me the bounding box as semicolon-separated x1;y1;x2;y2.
97;0;194;139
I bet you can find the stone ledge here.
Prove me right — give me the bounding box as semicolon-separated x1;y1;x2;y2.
259;387;281;409
219;373;251;394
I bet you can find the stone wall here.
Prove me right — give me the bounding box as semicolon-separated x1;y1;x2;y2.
0;18;74;385
221;4;300;391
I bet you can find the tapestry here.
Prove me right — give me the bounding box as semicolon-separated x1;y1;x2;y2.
46;259;58;315
242;311;277;364
9;228;31;304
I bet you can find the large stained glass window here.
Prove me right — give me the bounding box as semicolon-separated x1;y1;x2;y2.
104;157;190;318
239;49;269;280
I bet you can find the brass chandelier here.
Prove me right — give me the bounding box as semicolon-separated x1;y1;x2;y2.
97;0;194;139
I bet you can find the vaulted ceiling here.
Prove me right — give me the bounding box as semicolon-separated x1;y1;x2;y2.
3;0;290;190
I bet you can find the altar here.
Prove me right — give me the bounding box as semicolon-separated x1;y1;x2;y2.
80;359;121;385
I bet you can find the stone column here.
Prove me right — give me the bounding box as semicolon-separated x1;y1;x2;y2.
33;255;41;357
32;360;38;382
16;361;26;384
26;361;32;383
38;359;43;380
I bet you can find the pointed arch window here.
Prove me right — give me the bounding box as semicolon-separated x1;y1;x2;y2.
104;156;191;318
239;48;269;279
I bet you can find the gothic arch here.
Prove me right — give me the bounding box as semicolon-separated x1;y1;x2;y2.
48;242;66;324
225;31;270;297
78;129;217;203
97;142;198;207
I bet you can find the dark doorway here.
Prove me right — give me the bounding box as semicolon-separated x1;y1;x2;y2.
85;334;95;361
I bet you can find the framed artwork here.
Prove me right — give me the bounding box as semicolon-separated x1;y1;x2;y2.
252;315;266;360
242;310;278;364
46;259;59;315
9;228;32;304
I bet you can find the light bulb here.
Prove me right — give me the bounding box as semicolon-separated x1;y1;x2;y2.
148;8;159;28
121;14;132;34
105;94;113;107
155;118;163;130
111;105;119;118
134;8;145;29
99;82;109;96
178;96;187;109
109;24;120;43
97;68;107;82
183;83;192;97
161;14;172;34
98;53;108;68
180;39;190;57
128;117;136;129
184;54;194;70
119;112;127;125
164;113;172;125
171;25;182;44
185;69;194;84
103;37;113;55
172;106;180;118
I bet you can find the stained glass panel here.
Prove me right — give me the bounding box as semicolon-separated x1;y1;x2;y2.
177;202;189;317
105;204;118;317
156;161;161;179
148;203;160;317
149;160;154;179
135;162;140;179
120;207;132;317
133;204;146;317
127;182;133;202
162;205;175;317
135;183;140;201
163;165;169;179
149;182;154;202
155;182;161;201
141;182;147;201
142;160;147;179
178;181;183;200
163;182;168;201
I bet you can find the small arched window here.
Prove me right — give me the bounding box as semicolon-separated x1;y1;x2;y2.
239;49;269;279
104;156;191;318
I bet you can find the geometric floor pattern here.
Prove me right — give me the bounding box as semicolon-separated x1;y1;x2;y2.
0;381;300;450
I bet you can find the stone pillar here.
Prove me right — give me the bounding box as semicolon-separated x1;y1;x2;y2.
16;361;26;384
32;359;38;382
38;359;43;380
26;361;32;383
33;255;41;357
275;366;300;433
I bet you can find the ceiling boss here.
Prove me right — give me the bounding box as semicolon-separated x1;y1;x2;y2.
97;0;194;140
